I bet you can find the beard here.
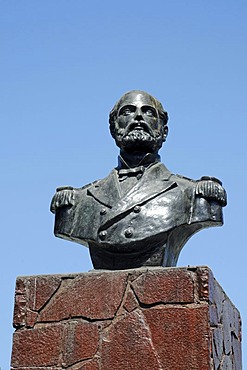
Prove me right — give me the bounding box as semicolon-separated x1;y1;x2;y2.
115;128;163;153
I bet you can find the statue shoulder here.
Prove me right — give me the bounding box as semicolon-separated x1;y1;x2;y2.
173;174;226;206
50;180;100;213
56;179;100;192
172;173;197;185
173;173;223;185
78;179;101;191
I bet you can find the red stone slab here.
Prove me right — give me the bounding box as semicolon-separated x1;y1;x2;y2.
11;267;242;369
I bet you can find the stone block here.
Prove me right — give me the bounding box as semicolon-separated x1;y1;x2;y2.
62;321;99;367
11;324;64;367
39;272;128;322
11;267;242;369
131;268;195;304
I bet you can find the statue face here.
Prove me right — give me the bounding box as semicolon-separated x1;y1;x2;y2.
114;91;166;153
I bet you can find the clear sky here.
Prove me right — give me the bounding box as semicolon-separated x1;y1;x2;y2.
1;1;247;368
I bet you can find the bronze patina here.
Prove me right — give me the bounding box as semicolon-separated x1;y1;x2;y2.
51;91;226;269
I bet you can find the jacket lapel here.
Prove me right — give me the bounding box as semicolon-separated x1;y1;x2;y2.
87;163;178;227
121;162;172;201
98;163;178;230
87;169;121;208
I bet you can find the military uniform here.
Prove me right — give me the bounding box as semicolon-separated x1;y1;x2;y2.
51;161;226;269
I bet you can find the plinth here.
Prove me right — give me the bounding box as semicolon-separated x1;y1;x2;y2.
11;267;241;369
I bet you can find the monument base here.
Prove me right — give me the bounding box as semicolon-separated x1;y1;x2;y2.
11;267;241;369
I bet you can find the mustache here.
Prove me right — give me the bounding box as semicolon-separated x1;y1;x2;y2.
123;120;154;137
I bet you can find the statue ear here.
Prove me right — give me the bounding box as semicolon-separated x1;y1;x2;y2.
163;126;168;142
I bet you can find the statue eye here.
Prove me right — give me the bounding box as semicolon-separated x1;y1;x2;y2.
143;108;156;117
120;107;134;116
123;109;131;115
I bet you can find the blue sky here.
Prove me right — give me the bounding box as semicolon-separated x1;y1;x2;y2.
1;1;247;367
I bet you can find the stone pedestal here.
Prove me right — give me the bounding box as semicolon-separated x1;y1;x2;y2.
11;267;241;369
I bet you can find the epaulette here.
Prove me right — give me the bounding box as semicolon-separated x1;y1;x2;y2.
56;185;74;192
199;176;222;185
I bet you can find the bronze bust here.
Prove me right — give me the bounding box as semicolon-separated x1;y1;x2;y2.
51;90;227;269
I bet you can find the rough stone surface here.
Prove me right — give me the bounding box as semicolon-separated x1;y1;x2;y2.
11;324;64;367
131;268;195;304
101;310;163;369
11;267;242;369
143;306;210;369
63;321;99;367
39;272;128;322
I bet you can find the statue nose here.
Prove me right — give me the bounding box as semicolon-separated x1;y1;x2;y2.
135;115;142;121
134;108;143;121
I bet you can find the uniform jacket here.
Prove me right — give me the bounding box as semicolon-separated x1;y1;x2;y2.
52;162;225;267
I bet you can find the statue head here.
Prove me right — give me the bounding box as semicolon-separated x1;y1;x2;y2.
109;90;168;154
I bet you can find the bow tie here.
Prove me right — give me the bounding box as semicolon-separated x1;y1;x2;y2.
118;166;145;181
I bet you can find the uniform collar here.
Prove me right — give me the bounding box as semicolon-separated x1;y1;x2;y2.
117;151;160;170
87;162;173;208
